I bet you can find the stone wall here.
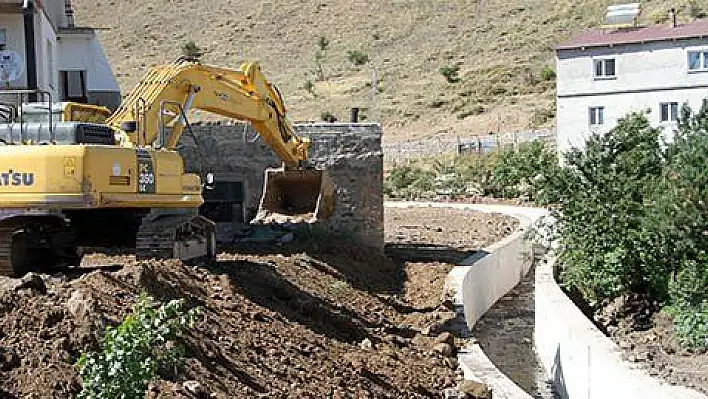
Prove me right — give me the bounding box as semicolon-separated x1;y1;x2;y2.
177;122;384;250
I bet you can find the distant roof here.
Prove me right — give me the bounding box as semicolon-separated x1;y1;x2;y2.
556;19;708;50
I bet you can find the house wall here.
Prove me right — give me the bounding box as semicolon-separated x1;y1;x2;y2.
556;87;708;152
40;0;65;30
556;37;708;154
0;3;121;111
57;34;121;110
35;10;58;97
0;13;27;87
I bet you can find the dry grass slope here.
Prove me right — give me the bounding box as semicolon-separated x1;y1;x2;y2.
73;0;703;142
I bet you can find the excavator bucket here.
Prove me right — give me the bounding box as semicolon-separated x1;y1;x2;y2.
252;166;335;225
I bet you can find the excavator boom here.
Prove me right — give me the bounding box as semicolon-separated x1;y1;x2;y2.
106;59;309;166
106;58;334;225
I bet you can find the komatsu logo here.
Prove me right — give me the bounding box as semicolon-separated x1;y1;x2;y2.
0;170;34;186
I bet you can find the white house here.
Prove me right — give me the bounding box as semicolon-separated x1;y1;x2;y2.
0;0;120;110
555;17;708;154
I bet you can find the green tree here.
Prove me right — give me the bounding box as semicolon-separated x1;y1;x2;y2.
546;113;667;301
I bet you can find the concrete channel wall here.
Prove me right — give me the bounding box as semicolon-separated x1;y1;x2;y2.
534;253;708;399
387;203;706;399
385;202;544;399
452;204;545;399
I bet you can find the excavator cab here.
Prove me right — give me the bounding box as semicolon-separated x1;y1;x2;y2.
253;165;335;225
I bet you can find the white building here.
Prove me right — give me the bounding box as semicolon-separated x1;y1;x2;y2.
555;18;708;154
0;0;120;110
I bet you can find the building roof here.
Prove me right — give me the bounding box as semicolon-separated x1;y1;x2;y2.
556;18;708;50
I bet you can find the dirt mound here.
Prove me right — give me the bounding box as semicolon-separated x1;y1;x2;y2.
0;208;517;398
0;254;455;398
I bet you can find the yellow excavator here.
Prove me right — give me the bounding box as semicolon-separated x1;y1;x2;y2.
0;58;334;276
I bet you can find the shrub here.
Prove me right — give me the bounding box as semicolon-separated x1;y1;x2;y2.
181;40;203;60
654;102;708;346
303;80;316;96
76;295;200;398
347;50;370;66
540;65;556;81
439;65;461;83
456;152;499;195
457;105;485;119
689;0;707;18
320;111;337;122
383;164;435;199
531;107;555;127
670;301;708;348
535;97;708;348
317;36;330;51
489;139;559;201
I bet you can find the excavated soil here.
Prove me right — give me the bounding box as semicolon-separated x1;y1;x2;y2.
593;296;708;395
0;208;516;398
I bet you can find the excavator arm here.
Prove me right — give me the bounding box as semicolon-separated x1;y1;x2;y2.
105;59;310;166
106;58;335;225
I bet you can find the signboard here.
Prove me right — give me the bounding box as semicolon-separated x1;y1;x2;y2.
0;50;23;83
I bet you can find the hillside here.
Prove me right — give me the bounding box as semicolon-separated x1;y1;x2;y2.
72;0;704;143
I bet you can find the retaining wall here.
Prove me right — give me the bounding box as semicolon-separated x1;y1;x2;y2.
534;253;707;399
178;122;384;250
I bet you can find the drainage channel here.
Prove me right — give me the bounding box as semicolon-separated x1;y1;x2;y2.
470;263;559;399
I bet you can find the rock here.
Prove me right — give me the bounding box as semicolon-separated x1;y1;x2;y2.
359;338;373;350
433;342;455;357
618;340;634;350
0;347;20;371
443;387;461;398
435;332;455;346
66;290;96;321
411;333;429;347
14;273;46;294
384;334;408;348
459;380;491;399
183;380;207;397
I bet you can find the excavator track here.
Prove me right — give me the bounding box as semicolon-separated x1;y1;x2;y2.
135;218;183;260
0;227;17;276
135;213;216;263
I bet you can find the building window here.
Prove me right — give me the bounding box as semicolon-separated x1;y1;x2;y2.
589;106;604;126
688;51;708;71
594;58;616;79
660;102;678;122
60;70;87;103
